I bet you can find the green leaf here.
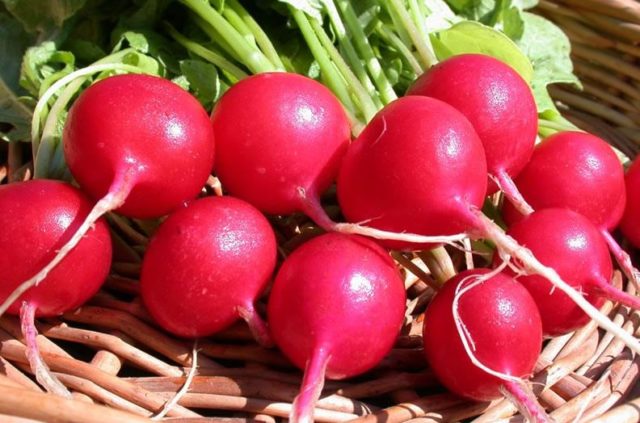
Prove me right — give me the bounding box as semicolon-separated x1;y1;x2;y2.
431;20;533;83
0;79;32;142
0;10;34;142
2;0;87;36
19;41;76;97
179;59;221;106
516;12;580;117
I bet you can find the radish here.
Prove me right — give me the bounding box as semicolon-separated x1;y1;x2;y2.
498;208;640;336
210;72;351;227
0;180;112;396
335;96;640;354
0;73;215;316
422;269;547;421
407;54;537;207
501;131;639;292
140;196;276;345
621;157;640;249
337;96;488;251
267;233;406;423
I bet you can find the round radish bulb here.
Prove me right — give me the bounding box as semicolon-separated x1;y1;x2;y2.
334;98;640;355
497;209;623;336
268;233;406;422
337;96;487;251
2;74;215;318
407;54;537;199
501;131;638;289
621;157;640;248
503;131;625;230
0;179;112;396
211;72;351;227
64;73;215;219
423;269;545;418
141;196;276;344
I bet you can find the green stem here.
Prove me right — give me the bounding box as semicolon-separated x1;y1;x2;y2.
376;24;423;75
308;16;378;121
226;0;286;70
179;0;276;73
31;63;142;177
334;0;397;105
289;7;358;121
164;23;248;81
191;14;242;64
386;0;437;69
322;0;381;108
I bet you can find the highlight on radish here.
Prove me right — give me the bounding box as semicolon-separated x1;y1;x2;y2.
140;196;277;345
0;180;112;396
422;269;547;421
267;233;406;423
0;73;216;317
407;54;538;211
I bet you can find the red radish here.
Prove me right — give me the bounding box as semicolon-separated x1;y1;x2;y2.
0;74;215;316
0;180;112;395
210;72;351;227
140;196;276;344
498;209;640;336
501;131;639;290
335;96;640;354
422;269;547;420
337;96;487;251
407;54;537;204
621;157;640;249
267;233;406;423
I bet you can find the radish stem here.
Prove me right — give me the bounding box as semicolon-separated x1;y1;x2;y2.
20;302;71;398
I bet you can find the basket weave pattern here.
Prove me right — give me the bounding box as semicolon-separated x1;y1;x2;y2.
1;1;640;422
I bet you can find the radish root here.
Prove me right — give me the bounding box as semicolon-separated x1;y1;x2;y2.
20;302;72;398
291;347;330;423
0;168;136;318
151;340;198;420
237;303;274;348
492;170;534;216
600;229;640;292
500;379;553;423
452;261;521;383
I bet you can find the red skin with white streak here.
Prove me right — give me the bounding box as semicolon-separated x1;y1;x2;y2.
0;180;112;316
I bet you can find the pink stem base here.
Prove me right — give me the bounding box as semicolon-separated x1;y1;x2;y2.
591;277;640;311
236;303;273;348
501;379;552;423
291;347;330;423
600;229;640;291
494;169;534;216
20;302;71;397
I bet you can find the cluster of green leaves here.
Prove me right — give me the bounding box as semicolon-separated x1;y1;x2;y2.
1;0;581;178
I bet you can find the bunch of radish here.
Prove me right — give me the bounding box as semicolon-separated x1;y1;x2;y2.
2;50;640;423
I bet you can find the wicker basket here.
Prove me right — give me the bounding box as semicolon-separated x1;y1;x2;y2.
1;0;640;422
